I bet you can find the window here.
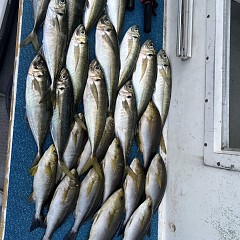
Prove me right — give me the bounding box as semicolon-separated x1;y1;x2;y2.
204;0;240;171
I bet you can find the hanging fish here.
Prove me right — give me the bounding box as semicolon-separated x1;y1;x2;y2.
137;101;162;169
42;169;80;240
29;145;58;232
42;0;68;95
50;68;75;179
132;39;157;119
83;59;108;177
114;81;137;165
123;198;153;240
89;189;125;240
145;153;167;213
20;0;50;51
63;113;87;171
102;138;125;203
119;25;140;89
64;168;104;240
152;49;172;128
121;158;145;234
26;54;52;169
66;24;89;110
96;15;120;115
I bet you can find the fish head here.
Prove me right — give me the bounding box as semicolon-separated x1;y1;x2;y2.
29;54;48;81
57;68;71;92
88;59;104;82
128;25;140;40
150;154;164;172
120;81;135;105
89;167;102;182
158;49;170;67
49;144;57;155
97;15;114;32
49;0;67;15
74;24;88;45
141;40;156;58
130;158;142;173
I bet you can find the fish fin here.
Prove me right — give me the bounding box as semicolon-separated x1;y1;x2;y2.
90;83;99;109
117;220;125;237
122;99;130;114
29;165;38;176
140;57;148;82
126;166;138;182
39;87;51;104
32;78;42;96
91;156;103;179
160;136;167;154
145;222;151;238
30;215;46;232
74;114;87;131
20;31;39;52
64;229;78;240
28;192;35;202
59;160;76;180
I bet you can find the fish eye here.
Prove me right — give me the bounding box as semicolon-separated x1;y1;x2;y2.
95;66;100;70
59;0;65;4
80;30;85;34
148;54;153;57
127;95;132;99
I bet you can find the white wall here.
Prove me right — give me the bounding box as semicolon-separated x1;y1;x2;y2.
161;0;240;239
0;0;8;29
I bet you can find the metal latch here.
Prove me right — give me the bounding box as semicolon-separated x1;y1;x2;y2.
177;0;194;60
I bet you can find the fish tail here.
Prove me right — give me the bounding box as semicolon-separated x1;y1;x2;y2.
20;30;39;52
59;159;76;180
30;215;45;232
64;229;78;240
90;155;103;179
29;152;42;175
160;135;167;154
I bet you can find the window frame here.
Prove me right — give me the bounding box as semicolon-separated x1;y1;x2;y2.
204;0;240;171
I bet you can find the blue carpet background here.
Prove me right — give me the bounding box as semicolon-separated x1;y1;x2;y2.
4;0;164;239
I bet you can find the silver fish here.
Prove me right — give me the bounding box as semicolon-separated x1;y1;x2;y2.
63;113;87;171
89;189;125;240
102;138;124;203
83;59;108;175
152;49;172;128
119;25;140;89
50;68;75;179
21;0;50;51
77;116;115;175
123;198;153;240
122;158;145;230
66;0;85;41
114;81;137;164
66;24;89;110
42;0;68;92
83;0;107;32
29;144;58;232
145;154;167;213
96;15;120;115
64;168;104;240
42;169;80;240
106;0;127;35
132;39;157;119
137;101;161;169
26;54;52;168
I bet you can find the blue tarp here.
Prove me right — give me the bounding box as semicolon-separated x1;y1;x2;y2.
4;0;164;239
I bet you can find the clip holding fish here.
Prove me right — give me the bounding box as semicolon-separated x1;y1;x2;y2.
140;0;158;33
